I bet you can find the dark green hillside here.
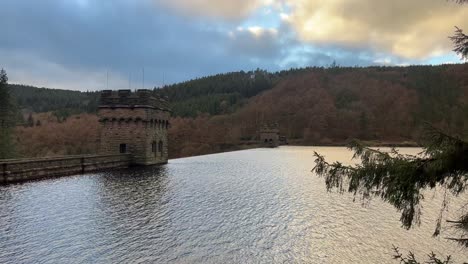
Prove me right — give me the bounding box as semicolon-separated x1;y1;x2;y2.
9;84;99;119
155;69;275;117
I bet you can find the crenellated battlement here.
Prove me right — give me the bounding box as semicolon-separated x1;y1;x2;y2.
99;89;170;111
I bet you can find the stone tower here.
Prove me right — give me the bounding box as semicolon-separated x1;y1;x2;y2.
259;124;280;148
98;89;171;165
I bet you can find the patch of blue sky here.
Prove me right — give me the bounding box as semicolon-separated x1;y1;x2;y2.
238;6;284;30
425;53;463;65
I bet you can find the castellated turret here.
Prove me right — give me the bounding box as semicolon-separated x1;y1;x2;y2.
98;89;170;165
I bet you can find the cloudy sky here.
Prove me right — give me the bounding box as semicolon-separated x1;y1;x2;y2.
1;0;467;91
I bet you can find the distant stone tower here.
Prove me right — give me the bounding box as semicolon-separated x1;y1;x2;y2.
98;89;170;165
259;123;280;148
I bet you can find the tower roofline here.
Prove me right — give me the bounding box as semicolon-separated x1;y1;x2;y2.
99;89;171;112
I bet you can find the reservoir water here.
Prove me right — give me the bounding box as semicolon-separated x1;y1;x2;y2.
0;146;467;263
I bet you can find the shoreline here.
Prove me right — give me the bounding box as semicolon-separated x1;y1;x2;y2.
286;141;420;148
170;141;420;159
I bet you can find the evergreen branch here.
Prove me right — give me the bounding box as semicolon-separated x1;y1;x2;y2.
313;135;468;231
449;27;468;60
444;237;468;247
392;245;453;264
446;220;468;224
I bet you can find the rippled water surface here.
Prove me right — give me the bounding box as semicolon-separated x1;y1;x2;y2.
1;147;467;263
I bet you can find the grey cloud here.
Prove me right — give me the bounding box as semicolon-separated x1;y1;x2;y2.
1;0;254;89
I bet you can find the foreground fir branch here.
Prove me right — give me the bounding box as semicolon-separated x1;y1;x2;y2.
449;27;468;60
312;126;468;245
449;0;468;60
392;245;452;264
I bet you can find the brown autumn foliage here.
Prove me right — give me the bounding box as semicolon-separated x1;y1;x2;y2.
14;113;100;158
231;70;418;144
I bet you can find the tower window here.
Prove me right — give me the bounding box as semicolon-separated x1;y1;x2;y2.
152;141;156;153
119;143;127;153
158;140;163;153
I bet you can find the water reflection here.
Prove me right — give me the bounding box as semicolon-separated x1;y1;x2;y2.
0;147;466;263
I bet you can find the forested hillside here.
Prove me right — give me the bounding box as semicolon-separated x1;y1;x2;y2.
229;64;468;143
9;63;468;158
10;84;99;121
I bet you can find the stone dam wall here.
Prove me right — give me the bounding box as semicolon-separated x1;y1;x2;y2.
0;154;131;184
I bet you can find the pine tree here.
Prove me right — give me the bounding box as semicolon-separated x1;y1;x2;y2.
0;69;15;159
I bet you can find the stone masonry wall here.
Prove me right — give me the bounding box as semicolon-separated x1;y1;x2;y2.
0;154;130;184
260;130;280;147
98;109;169;165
